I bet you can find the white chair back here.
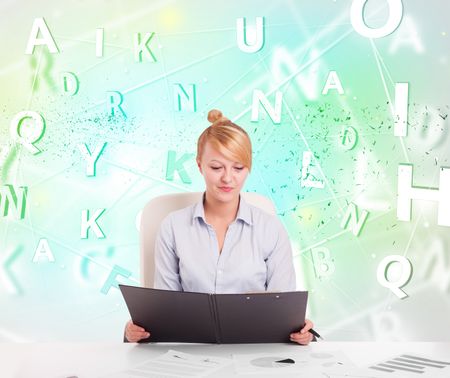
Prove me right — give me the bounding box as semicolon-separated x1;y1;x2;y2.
139;192;276;287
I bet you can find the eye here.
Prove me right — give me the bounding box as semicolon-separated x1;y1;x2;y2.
211;166;222;170
234;166;244;171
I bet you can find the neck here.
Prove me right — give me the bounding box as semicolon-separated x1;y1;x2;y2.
203;191;240;223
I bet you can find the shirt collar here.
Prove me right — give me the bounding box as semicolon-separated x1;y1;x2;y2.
192;192;253;225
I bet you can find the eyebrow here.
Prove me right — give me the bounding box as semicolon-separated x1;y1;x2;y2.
209;160;243;165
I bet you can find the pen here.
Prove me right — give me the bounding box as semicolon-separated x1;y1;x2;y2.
309;328;323;340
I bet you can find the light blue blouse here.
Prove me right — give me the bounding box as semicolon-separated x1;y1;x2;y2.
154;193;296;294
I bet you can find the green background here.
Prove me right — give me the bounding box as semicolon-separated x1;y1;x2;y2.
0;0;449;342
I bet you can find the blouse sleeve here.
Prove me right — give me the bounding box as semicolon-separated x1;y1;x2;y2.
265;218;297;292
153;215;183;291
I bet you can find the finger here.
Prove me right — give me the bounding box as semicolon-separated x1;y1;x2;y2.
290;331;312;342
290;333;312;344
127;319;147;332
129;331;150;338
128;335;150;343
130;324;147;332
290;333;308;340
294;338;311;345
127;330;150;340
302;319;313;330
300;319;314;334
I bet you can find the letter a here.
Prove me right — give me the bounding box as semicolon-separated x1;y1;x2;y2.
25;18;59;54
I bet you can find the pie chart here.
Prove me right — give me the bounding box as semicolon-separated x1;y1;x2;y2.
250;356;295;368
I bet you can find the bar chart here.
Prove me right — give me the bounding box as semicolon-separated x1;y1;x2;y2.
370;354;450;375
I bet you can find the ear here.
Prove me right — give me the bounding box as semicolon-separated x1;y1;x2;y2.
197;159;203;175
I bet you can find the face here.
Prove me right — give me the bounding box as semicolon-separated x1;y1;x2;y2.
197;142;249;203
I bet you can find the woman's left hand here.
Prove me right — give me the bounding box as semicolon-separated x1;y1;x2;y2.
289;318;314;345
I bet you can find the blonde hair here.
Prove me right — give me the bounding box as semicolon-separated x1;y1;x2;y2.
197;109;252;171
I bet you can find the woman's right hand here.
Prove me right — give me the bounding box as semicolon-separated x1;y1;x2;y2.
125;319;151;342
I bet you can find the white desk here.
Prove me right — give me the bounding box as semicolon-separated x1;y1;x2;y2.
1;342;449;377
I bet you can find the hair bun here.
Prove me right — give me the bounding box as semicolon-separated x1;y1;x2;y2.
207;109;227;123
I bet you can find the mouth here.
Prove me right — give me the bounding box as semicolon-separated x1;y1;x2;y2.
219;186;233;192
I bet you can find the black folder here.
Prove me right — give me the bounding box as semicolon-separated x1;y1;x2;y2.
119;284;308;344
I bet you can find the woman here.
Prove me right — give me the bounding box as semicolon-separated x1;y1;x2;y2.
125;109;314;345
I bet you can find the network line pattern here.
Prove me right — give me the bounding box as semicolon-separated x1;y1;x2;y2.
0;0;449;342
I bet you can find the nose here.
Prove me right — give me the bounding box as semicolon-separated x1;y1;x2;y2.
221;168;232;183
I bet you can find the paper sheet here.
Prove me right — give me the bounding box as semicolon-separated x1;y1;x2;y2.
104;349;232;378
232;349;355;376
326;352;450;378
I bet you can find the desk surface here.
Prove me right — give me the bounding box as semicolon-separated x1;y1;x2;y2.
1;341;450;378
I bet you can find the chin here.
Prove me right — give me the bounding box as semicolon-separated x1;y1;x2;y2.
213;188;239;201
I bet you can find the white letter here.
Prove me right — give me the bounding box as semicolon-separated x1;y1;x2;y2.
377;255;412;299
10;111;46;154
0;246;24;295
418;238;450;293
236;17;264;53
81;209;106;239
107;91;127;118
165;151;194;184
340;203;369;236
271;47;320;101
133;32;156;62
397;164;450;226
301;151;324;189
0;185;28;220
25;17;59;54
351;0;403;38
78;143;107;177
311;247;335;279
251;89;282;124
61;72;79;96
33;238;55;262
173;84;197;112
101;265;131;294
322;71;344;95
389;16;424;54
340;126;358;150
